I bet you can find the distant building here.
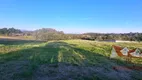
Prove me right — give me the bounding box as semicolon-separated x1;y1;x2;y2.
97;39;116;42
103;39;116;42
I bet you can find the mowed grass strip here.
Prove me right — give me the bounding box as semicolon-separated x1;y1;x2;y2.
0;39;142;80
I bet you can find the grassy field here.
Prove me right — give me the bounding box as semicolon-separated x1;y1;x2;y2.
0;36;34;40
0;39;142;80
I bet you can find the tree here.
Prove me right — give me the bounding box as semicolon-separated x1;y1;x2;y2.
33;28;66;41
0;28;22;36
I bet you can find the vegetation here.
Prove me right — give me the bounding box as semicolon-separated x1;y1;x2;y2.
0;39;141;80
33;28;66;40
0;27;142;79
0;28;22;36
1;27;142;41
83;33;142;42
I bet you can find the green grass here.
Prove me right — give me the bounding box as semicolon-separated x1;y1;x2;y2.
0;39;142;80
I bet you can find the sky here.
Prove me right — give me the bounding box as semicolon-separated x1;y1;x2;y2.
0;0;142;33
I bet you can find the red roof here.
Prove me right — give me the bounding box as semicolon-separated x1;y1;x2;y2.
128;49;142;58
112;45;142;58
112;45;126;57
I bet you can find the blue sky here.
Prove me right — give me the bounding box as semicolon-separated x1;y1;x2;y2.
0;0;142;33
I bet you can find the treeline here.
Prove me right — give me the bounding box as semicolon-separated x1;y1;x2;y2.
82;33;142;42
33;28;82;40
0;28;22;36
0;27;142;41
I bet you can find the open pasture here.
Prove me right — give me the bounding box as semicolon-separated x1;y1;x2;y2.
0;39;142;80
